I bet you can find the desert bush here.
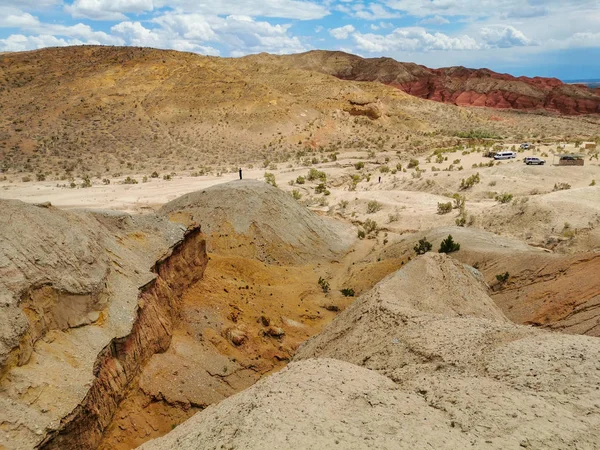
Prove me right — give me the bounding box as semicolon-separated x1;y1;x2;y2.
414;237;432;255
437;202;452;214
163;174;172;181
123;176;138;185
296;176;306;184
367;200;383;214
407;159;419;169
22;176;31;182
363;218;378;235
340;288;355;297
291;189;302;200
496;272;510;283
315;183;330;195
455;210;467;227
151;171;159;178
81;176;92;188
459;173;481;190
36;173;46;181
338;200;349;209
264;172;277;187
318;277;330;293
452;193;465;210
591;179;596;186
357;229;366;239
439;235;460;253
495;193;513;203
553;182;571;191
379;165;390;173
354;162;365;170
102;178;110;185
307;168;326;182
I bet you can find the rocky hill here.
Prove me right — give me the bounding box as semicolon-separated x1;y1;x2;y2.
275;50;600;115
1;46;599;181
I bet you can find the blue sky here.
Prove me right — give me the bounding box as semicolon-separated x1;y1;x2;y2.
1;0;599;80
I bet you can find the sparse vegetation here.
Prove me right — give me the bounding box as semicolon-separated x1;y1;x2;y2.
366;200;383;214
496;272;510;283
553;182;571;191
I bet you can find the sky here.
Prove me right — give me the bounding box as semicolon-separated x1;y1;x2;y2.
0;0;599;80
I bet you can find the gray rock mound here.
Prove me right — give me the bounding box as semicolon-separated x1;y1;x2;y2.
159;180;355;264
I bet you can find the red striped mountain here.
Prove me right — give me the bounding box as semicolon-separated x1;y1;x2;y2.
272;50;600;115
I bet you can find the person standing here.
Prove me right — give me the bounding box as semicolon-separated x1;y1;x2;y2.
239;168;243;180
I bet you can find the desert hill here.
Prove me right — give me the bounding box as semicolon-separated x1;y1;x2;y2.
1;46;599;181
274;50;600;115
140;253;600;449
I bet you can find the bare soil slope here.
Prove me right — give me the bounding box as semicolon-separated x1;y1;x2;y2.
140;253;600;449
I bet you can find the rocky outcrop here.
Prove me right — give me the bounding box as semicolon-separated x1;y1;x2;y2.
280;50;600;115
38;227;207;450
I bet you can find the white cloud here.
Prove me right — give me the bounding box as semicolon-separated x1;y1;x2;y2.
480;26;532;48
153;0;329;20
65;0;154;21
354;27;480;53
0;34;84;51
329;24;355;39
419;15;450;25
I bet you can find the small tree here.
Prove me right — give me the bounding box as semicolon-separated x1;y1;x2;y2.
318;277;330;293
495;193;513;204
439;235;460;253
414;237;432;255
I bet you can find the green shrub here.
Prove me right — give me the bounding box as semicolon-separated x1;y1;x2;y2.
553;182;571;191
264;172;277;187
414;237;432;255
363;218;377;235
439;235;460;253
496;272;510;283
354;161;365;170
495;193;513;203
318;277;330;293
123;176;138;185
291;189;302;200
367;200;383;214
590;179;596;186
340;288;355;297
452;193;465;210
315;183;330;195
151;171;159;178
307;168;327;182
408;159;419;169
459;173;481;190
437;202;452;215
296;176;306;184
379;165;390;173
36;173;46;181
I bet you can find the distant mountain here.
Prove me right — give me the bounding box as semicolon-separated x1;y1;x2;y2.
272;51;600;115
565;79;600;89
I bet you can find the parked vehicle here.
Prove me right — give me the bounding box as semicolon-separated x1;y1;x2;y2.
524;157;545;165
494;151;517;160
520;143;531;149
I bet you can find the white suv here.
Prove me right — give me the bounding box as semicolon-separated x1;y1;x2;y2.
524;157;545;165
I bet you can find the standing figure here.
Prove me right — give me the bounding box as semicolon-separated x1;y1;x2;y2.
239;168;243;180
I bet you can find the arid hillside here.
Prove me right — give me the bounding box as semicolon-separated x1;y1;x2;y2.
1;46;599;182
275;50;600;114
